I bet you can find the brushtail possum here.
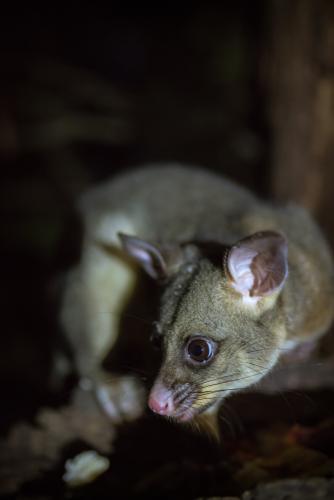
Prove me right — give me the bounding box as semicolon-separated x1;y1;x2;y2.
60;164;334;426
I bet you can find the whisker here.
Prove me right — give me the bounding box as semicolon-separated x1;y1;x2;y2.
245;361;268;371
200;372;268;394
220;401;244;434
174;385;191;406
195;385;253;399
199;370;266;392
217;413;236;437
246;346;289;354
198;371;243;387
246;347;267;354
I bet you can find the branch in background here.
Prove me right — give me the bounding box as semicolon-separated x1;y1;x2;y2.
267;0;334;221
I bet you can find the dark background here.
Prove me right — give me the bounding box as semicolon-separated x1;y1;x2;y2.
1;3;334;499
0;3;267;426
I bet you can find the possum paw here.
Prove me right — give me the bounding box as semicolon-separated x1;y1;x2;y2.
91;375;145;423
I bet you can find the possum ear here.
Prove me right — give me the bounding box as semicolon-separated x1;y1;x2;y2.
119;233;182;281
226;231;288;298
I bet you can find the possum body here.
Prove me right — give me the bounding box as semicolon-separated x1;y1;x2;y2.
60;164;334;424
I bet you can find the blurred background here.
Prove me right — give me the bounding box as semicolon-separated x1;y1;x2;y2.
1;2;334;498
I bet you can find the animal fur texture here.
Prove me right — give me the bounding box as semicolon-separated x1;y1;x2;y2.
60;164;334;427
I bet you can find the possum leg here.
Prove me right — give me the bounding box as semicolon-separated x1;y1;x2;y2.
60;216;145;422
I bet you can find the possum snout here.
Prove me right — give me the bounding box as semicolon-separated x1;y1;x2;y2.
148;381;175;416
148;379;196;421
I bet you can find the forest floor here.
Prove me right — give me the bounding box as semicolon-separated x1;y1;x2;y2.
1;331;334;500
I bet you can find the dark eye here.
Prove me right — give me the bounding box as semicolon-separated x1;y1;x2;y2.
185;336;215;364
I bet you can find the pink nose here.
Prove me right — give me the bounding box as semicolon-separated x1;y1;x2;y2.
148;382;174;416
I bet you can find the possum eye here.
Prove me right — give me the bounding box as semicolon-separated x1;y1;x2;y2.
185;336;216;365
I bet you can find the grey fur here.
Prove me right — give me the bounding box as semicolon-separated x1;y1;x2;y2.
60;164;334;424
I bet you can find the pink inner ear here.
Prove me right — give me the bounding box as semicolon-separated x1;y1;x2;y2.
119;233;167;280
227;232;288;298
128;247;154;267
227;247;258;295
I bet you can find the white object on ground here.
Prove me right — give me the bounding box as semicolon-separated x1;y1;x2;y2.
63;450;110;487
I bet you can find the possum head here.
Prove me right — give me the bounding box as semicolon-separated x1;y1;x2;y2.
120;231;288;423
